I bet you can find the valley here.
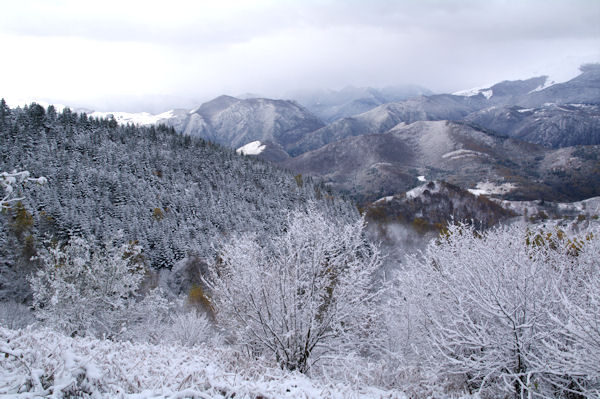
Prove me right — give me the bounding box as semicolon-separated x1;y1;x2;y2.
1;64;599;399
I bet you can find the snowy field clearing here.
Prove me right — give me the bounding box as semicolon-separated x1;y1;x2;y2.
468;181;516;196
0;327;406;399
236;141;266;156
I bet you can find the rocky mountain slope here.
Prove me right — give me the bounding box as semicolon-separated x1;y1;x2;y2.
86;64;599;162
75;64;600;209
286;65;600;155
290;85;432;123
287;94;487;154
366;180;515;231
156;96;325;153
282;120;600;204
519;63;600;107
465;103;600;148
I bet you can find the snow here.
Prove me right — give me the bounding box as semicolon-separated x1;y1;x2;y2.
529;77;557;93
468;181;516;196
480;89;493;100
405;182;440;199
452;86;487;97
371;162;393;168
236;141;266;156
442;149;486;160
5;98;68;112
414;121;455;163
374;196;394;204
517;108;535;113
4;97;178;126
417;175;426;182
90;110;176;126
0;326;407;398
496;196;600;218
452;86;493;99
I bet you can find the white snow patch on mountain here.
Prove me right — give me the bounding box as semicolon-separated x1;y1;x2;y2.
90;110;176;126
371;162;393;168
480;89;493;100
442;149;487;160
406;182;440;199
529;78;557;93
452;85;491;99
452;86;494;99
5;98;68;112
374;195;395;204
236;141;266;155
417;175;426;182
468;181;516;196
453;86;486;97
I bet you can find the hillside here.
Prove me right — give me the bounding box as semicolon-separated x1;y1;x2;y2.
0;101;355;301
282;120;600;204
288;94;486;154
1;326;402;398
290;85;433;122
155;96;325;155
465;103;600;148
366;180;515;231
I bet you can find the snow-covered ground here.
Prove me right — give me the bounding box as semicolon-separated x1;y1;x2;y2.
89;110;176;126
4;98;69;113
405;182;440;199
0;327;406;399
374;195;394;204
529;78;557;93
496;196;600;218
236;141;266;156
452;86;491;97
442;149;487;161
468;181;516;196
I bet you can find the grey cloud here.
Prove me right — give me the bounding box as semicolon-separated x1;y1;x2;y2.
1;0;598;45
0;0;598;109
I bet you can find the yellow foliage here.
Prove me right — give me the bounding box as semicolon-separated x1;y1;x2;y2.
122;240;146;270
11;202;34;236
152;207;164;221
525;228;593;257
188;285;214;317
294;174;303;188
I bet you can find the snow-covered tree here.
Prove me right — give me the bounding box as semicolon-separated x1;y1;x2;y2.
393;222;600;398
1;170;46;209
205;207;384;372
0;169;46;302
536;228;600;398
29;235;165;338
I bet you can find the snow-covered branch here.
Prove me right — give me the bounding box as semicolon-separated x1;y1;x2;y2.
390;222;600;398
0;170;46;209
205;206;386;373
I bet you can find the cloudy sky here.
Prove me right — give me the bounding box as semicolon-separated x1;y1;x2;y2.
1;0;599;112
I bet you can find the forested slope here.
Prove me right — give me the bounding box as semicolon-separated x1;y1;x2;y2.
0;101;355;300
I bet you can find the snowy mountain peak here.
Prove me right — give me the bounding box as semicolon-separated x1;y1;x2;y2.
453;86;493;98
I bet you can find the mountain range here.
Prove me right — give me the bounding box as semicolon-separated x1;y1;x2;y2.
287;85;433;123
282;120;600;203
69;63;600;206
